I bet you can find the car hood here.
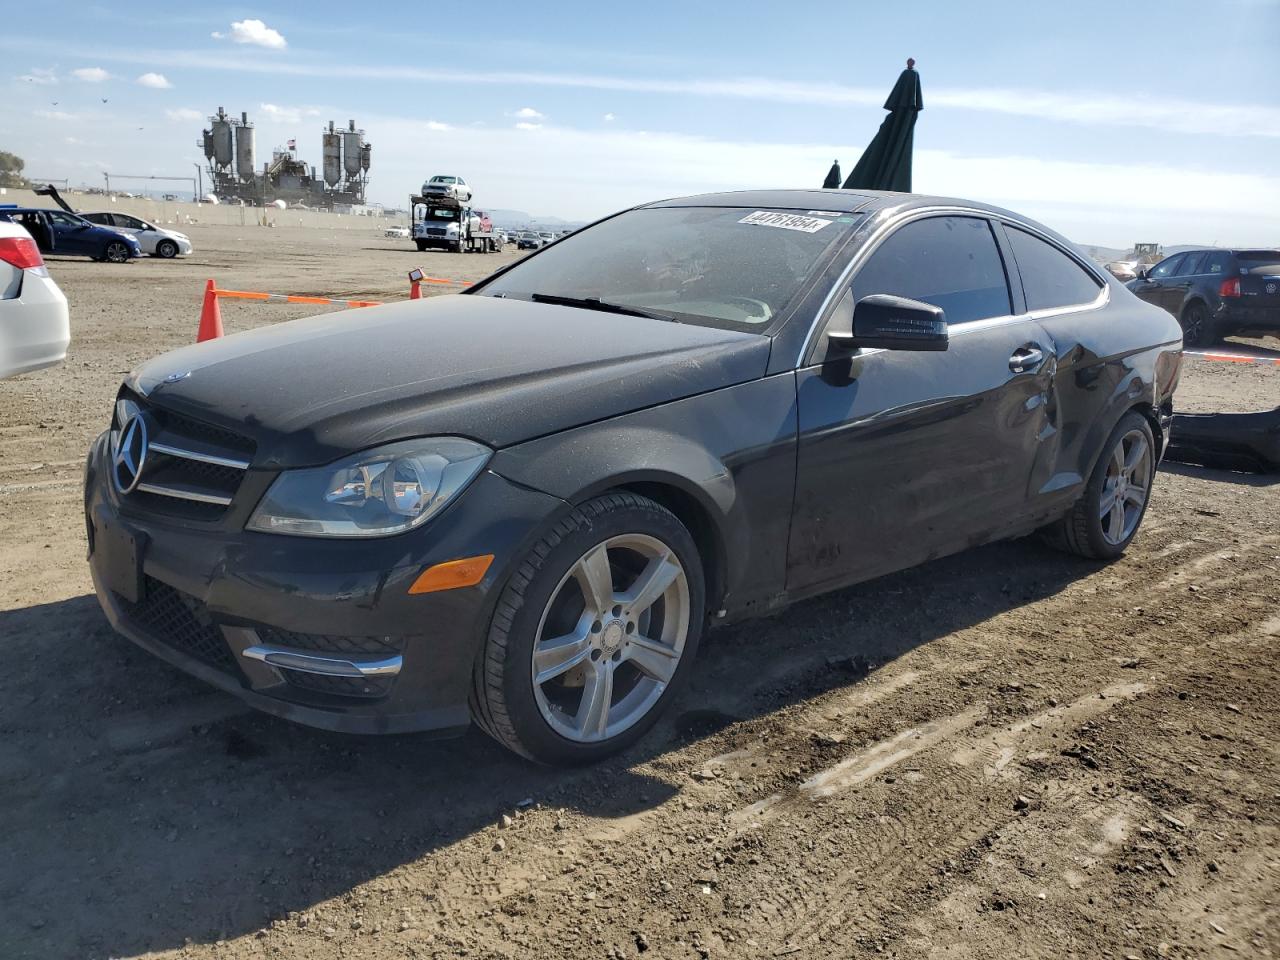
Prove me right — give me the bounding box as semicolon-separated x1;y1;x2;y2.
129;294;770;468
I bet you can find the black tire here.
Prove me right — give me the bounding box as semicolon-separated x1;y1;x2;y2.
471;493;706;765
103;241;131;264
415;240;427;252
451;242;462;254
1179;301;1216;347
1043;411;1156;560
156;239;178;259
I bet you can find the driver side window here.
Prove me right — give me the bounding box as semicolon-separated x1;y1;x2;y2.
1148;255;1182;279
850;216;1012;325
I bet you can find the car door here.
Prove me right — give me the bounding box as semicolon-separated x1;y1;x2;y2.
109;214;154;253
47;212;94;256
1169;251;1207;313
787;214;1054;594
1132;253;1184;316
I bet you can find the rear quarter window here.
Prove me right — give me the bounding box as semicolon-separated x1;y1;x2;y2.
1006;227;1103;311
1237;252;1280;274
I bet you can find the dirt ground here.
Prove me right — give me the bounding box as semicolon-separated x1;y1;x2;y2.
1;223;1277;960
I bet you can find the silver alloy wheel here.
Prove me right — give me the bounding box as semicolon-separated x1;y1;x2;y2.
531;533;691;743
105;242;129;263
1099;428;1152;545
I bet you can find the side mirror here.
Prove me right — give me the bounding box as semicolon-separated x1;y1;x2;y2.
829;294;948;352
1135;266;1149;281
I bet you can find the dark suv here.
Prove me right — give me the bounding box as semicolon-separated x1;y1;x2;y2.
1127;248;1280;345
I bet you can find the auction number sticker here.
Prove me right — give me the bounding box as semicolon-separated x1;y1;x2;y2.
739;210;832;233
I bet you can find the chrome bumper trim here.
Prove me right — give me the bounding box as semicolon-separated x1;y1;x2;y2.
240;645;403;678
135;481;234;506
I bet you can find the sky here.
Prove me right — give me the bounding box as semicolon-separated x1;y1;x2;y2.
1;0;1278;247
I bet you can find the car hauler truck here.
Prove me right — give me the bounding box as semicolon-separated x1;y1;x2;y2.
410;194;501;253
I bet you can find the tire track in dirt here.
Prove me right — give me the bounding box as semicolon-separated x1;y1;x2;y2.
727;680;1152;953
428;533;1277;947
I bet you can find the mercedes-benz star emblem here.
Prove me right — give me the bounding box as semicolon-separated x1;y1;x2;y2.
111;402;150;494
163;370;191;384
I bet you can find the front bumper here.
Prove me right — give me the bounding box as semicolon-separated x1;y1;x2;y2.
84;431;566;734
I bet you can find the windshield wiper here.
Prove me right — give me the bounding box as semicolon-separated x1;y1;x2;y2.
528;293;680;323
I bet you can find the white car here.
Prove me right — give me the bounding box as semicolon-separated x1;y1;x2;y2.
0;219;70;379
80;212;193;259
420;175;472;203
384;225;410;239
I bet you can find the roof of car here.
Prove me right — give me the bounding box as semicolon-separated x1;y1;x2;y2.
0;206;76;215
645;188;1052;220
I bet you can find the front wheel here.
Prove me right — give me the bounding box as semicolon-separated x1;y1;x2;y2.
103;241;131;264
414;240;427;252
156;239;178;259
1043;411;1156;560
471;493;705;765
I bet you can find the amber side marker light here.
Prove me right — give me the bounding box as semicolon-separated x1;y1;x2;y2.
408;555;495;594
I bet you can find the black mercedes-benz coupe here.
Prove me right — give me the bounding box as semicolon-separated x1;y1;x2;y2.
85;190;1183;764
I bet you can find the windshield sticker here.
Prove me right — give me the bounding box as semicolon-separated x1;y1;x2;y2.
806;210;842;217
739;211;832;233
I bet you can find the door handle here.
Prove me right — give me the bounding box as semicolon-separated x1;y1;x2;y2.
1009;346;1045;373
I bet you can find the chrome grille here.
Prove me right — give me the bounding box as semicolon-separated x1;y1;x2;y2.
112;393;254;518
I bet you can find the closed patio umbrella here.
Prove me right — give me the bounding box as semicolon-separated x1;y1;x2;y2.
843;58;923;192
822;159;842;189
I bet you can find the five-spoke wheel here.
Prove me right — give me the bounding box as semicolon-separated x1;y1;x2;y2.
1099;428;1152;546
532;534;690;743
471;493;704;765
1044;410;1157;560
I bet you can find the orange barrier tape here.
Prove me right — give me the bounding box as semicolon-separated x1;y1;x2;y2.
213;288;384;308
1186;351;1280;367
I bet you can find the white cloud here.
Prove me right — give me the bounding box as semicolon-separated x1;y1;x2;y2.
603;112;616;122
136;72;171;89
514;121;542;130
165;107;203;122
512;106;544;120
27;45;1279;139
71;67;110;83
212;19;287;49
364;117;1280;246
16;67;57;85
425;120;451;131
258;102;320;124
34;109;76;121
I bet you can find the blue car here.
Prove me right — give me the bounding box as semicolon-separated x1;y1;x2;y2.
0;206;141;263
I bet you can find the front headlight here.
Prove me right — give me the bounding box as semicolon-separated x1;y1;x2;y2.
247;438;491;538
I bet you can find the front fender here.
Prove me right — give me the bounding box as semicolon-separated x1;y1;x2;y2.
490;375;799;617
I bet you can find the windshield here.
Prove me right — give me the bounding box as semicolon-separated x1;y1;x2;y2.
477;206;858;331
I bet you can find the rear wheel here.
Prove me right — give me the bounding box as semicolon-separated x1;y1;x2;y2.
471;493;705;765
1044;411;1156;560
156;239;178;259
1179;301;1216;346
103;241;130;264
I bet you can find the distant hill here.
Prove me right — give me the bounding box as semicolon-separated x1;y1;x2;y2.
484;208;581;228
1074;242;1212;263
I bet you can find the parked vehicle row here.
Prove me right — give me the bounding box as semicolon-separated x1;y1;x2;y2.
0;206;194;263
1127;247;1280;345
84;188;1181;765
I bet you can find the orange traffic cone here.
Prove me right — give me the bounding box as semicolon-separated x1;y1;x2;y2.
408;267;424;300
197;279;224;342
